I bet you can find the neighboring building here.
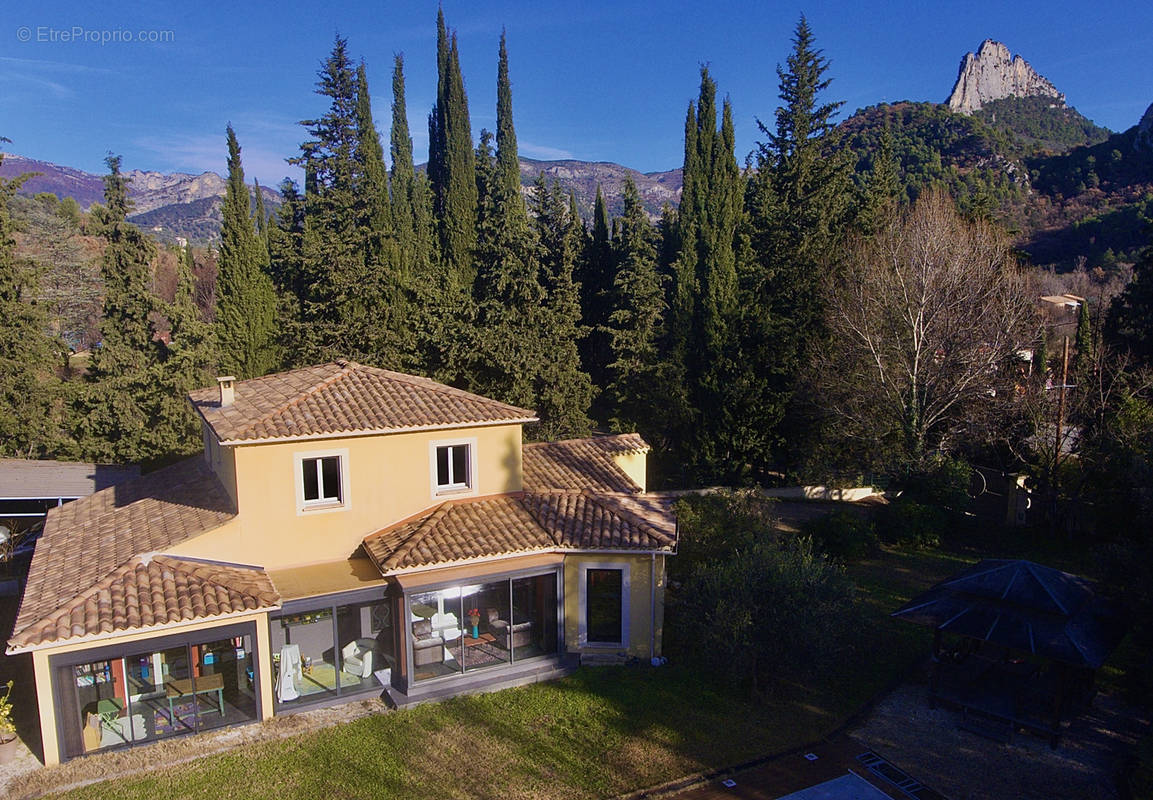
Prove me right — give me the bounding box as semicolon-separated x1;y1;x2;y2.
7;362;676;765
0;460;140;559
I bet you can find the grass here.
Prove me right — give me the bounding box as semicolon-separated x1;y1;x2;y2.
25;544;971;799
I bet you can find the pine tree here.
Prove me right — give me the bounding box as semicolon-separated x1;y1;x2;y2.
216;124;279;379
857;127;900;235
74;156;164;464
0;154;64;458
744;15;853;473
428;10;477;289
606;176;667;438
292;36;375;364
1107;223;1153;366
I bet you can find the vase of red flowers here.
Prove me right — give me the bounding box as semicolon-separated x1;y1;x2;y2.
467;607;480;638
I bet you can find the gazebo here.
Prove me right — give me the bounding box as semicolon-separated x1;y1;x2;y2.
892;559;1126;745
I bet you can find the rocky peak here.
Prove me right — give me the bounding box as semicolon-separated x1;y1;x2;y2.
1136;102;1153;152
946;39;1064;115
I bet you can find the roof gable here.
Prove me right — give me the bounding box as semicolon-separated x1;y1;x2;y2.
362;490;676;573
10;555;279;649
522;434;647;493
189;361;537;444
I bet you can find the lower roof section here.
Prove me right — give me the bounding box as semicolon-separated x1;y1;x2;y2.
391;552;565;590
268;556;389;602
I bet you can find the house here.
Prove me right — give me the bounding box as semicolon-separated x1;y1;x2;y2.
6;361;676;765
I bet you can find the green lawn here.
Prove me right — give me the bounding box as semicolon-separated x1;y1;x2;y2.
36;545;967;800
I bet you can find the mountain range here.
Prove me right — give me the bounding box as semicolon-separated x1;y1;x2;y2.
3;39;1151;275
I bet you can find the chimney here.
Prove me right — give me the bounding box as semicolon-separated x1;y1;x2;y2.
217;376;236;408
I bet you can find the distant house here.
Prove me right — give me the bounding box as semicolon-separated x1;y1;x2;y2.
0;460;140;554
8;361;676;765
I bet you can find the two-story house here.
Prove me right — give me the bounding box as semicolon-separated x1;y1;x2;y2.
7;362;676;765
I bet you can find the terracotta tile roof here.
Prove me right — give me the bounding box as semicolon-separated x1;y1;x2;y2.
9;457;237;650
362;490;676;573
189;361;538;444
522;433;648;493
9;555;279;649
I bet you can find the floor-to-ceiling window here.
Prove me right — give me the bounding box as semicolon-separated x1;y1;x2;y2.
52;623;258;761
408;570;560;684
269;591;394;710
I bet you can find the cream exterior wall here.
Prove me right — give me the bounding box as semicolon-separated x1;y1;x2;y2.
611;451;648;493
174;424;524;571
562;553;665;660
31;612;272;766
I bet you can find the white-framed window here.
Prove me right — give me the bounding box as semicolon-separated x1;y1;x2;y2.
429;437;477;497
577;562;630;648
294;448;350;513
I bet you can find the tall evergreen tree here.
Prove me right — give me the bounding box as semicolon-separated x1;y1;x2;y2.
1107;222;1153;366
74;156;165;464
857;127;900;235
579;184;615;404
290;36;378;364
253;179;269;247
216;124;279;378
606;176;667;440
744;15;853;473
428;10;477;288
0;153;63;458
666;67;745;482
149;245;215;462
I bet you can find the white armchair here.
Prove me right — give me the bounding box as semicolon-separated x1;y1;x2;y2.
341;638;375;678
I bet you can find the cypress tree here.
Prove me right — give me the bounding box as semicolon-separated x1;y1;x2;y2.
428;11;477;288
495;30;523;216
253;179;269;247
579;184;615;402
606;176;667;439
667;67;745;482
216;124;279;379
0;154;64;458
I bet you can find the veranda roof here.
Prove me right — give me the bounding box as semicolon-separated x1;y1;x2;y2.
891;559;1126;669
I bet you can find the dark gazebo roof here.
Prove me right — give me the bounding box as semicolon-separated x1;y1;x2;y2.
892;559;1126;669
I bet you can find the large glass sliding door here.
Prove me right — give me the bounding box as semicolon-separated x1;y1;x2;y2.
54;625;258;760
270;593;394;709
409;570;559;684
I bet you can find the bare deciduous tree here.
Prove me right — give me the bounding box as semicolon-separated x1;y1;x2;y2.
814;190;1038;462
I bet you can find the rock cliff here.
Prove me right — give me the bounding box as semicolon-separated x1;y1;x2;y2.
946;40;1064;115
1136;101;1153;152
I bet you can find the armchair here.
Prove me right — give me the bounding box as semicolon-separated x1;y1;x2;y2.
412;619;445;667
341;638;376;678
486;607;533;649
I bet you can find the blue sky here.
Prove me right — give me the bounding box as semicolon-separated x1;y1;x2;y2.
2;0;1151;187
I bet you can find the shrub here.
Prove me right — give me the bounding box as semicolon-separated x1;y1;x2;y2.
878;499;945;548
803;510;878;561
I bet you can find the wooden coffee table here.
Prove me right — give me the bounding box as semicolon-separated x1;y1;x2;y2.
461;632;495;647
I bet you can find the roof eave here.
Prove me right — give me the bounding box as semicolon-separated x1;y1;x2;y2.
212;416;540;446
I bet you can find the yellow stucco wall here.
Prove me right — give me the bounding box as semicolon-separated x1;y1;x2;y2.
562;553;666;660
611;451;648;493
31;612;271;766
176;424;524;570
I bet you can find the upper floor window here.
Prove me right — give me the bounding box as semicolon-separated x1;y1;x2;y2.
431;438;477;496
295;449;349;513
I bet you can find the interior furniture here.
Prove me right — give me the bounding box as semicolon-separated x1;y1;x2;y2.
341;638;375;678
486;608;533;649
165;672;225;721
412;619;445;667
100;712;148;747
276;644;302;702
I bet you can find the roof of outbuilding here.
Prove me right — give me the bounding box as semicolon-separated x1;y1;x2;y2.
8;457;237;651
521;433;647;493
0;459;139;500
189;361;538;444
